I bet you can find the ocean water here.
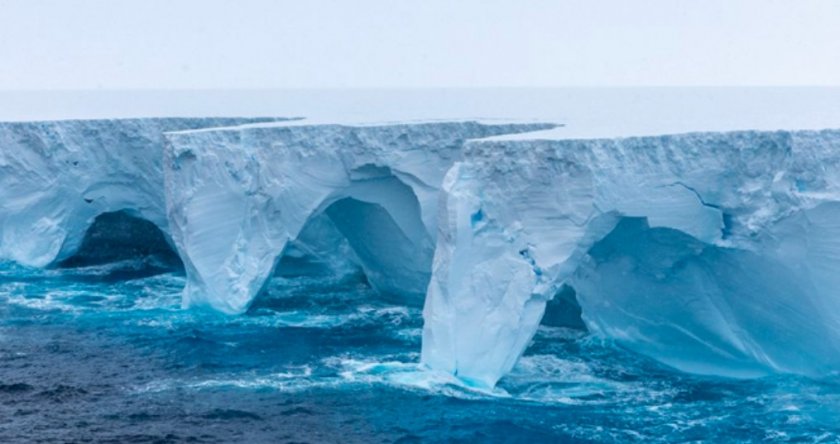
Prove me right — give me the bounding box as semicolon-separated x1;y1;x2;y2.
1;260;839;443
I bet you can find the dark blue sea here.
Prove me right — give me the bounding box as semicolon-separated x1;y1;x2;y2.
1;260;839;443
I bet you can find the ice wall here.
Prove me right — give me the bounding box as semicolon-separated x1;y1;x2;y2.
0;118;282;267
163;121;556;314
422;130;840;387
7;115;839;389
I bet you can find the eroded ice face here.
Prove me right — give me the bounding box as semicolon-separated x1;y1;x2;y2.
423;129;840;387
5;116;840;390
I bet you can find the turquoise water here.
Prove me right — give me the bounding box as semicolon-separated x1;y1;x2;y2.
1;260;838;443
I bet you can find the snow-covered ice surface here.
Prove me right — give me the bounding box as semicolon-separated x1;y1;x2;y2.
2;87;839;137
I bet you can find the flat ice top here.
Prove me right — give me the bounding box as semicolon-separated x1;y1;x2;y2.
2;88;839;139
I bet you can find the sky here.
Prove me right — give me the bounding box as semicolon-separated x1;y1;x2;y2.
1;0;839;90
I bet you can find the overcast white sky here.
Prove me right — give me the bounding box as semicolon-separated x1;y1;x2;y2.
1;0;839;90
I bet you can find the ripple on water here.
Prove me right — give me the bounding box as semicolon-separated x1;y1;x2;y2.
2;261;840;442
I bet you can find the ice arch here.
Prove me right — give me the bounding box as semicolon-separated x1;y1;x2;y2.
270;168;434;306
422;129;840;387
164;121;556;314
0;118;283;267
323;192;432;304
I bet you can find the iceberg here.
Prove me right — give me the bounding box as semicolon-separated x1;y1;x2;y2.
0;118;283;267
422;130;840;387
4;112;840;390
162;121;557;314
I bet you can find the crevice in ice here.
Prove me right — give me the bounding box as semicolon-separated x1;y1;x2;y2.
721;212;735;239
654;181;733;239
666;181;722;210
56;210;183;277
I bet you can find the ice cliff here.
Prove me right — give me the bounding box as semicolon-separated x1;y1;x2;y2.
162;121;556;314
5;116;840;389
422;130;840;387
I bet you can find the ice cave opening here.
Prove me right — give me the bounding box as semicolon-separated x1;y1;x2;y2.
56;210;184;279
255;170;435;311
322;196;430;305
566;216;840;377
540;284;587;331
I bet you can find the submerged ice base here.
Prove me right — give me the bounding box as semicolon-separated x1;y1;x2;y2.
422;130;840;387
